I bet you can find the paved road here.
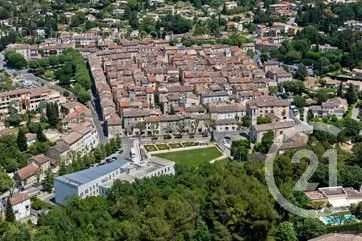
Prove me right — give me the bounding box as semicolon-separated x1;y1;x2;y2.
89;98;106;144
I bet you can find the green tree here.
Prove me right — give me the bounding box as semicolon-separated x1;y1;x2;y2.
293;95;305;109
70;12;86;28
140;16;156;33
282;80;305;95
345;83;358;105
74;84;90;103
295;64;307;80
5;198;15;222
37;127;48;142
337;82;343;97
42;170;54;192
275;222;298;241
6;105;21;127
294;218;326;241
225;32;249;46
158;14;192;34
255;131;274;153
58;161;68;176
4;51;27;69
257;116;272;124
46;102;59;127
315;89;329;104
0;168;13;193
28;141;50;155
242;115;251;127
231;139;250;161
17;128;27;152
128;10;139;29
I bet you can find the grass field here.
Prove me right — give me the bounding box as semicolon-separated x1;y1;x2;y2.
155;146;222;167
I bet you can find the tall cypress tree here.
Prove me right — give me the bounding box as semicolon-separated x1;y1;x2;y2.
346;83;357;105
46;102;59;127
37;126;47;142
5;198;15;222
337;82;343;97
17;128;27;151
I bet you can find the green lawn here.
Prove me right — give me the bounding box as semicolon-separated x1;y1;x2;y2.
155;146;223;167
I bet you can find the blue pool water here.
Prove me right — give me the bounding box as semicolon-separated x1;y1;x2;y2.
320;214;358;225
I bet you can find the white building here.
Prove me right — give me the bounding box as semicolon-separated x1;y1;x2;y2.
61;122;99;157
305;186;362;209
200;91;230;105
208;103;246;121
9;192;31;221
54;155;175;204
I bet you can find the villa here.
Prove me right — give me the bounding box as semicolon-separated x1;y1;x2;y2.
305;186;362;209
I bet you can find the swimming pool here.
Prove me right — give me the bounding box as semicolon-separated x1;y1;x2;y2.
320;214;359;225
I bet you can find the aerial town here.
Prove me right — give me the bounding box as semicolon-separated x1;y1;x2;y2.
0;0;361;240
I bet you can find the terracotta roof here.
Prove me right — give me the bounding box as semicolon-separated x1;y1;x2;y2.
208;103;246;113
62;132;84;146
31;154;56;166
47;140;70;154
17;163;39;180
9;192;29;206
107;113;122;126
254;120;295;132
249;95;289;108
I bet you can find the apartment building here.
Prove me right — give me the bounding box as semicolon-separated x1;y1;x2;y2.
9;192;31;221
247;95;290;125
309;97;348;119
62;122;99;156
208;103;246;121
0;87;65;119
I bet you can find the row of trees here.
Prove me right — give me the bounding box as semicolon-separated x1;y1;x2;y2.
30;49;92;103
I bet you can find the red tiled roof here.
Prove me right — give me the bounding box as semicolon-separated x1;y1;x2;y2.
17;163;39;180
9;192;29;206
